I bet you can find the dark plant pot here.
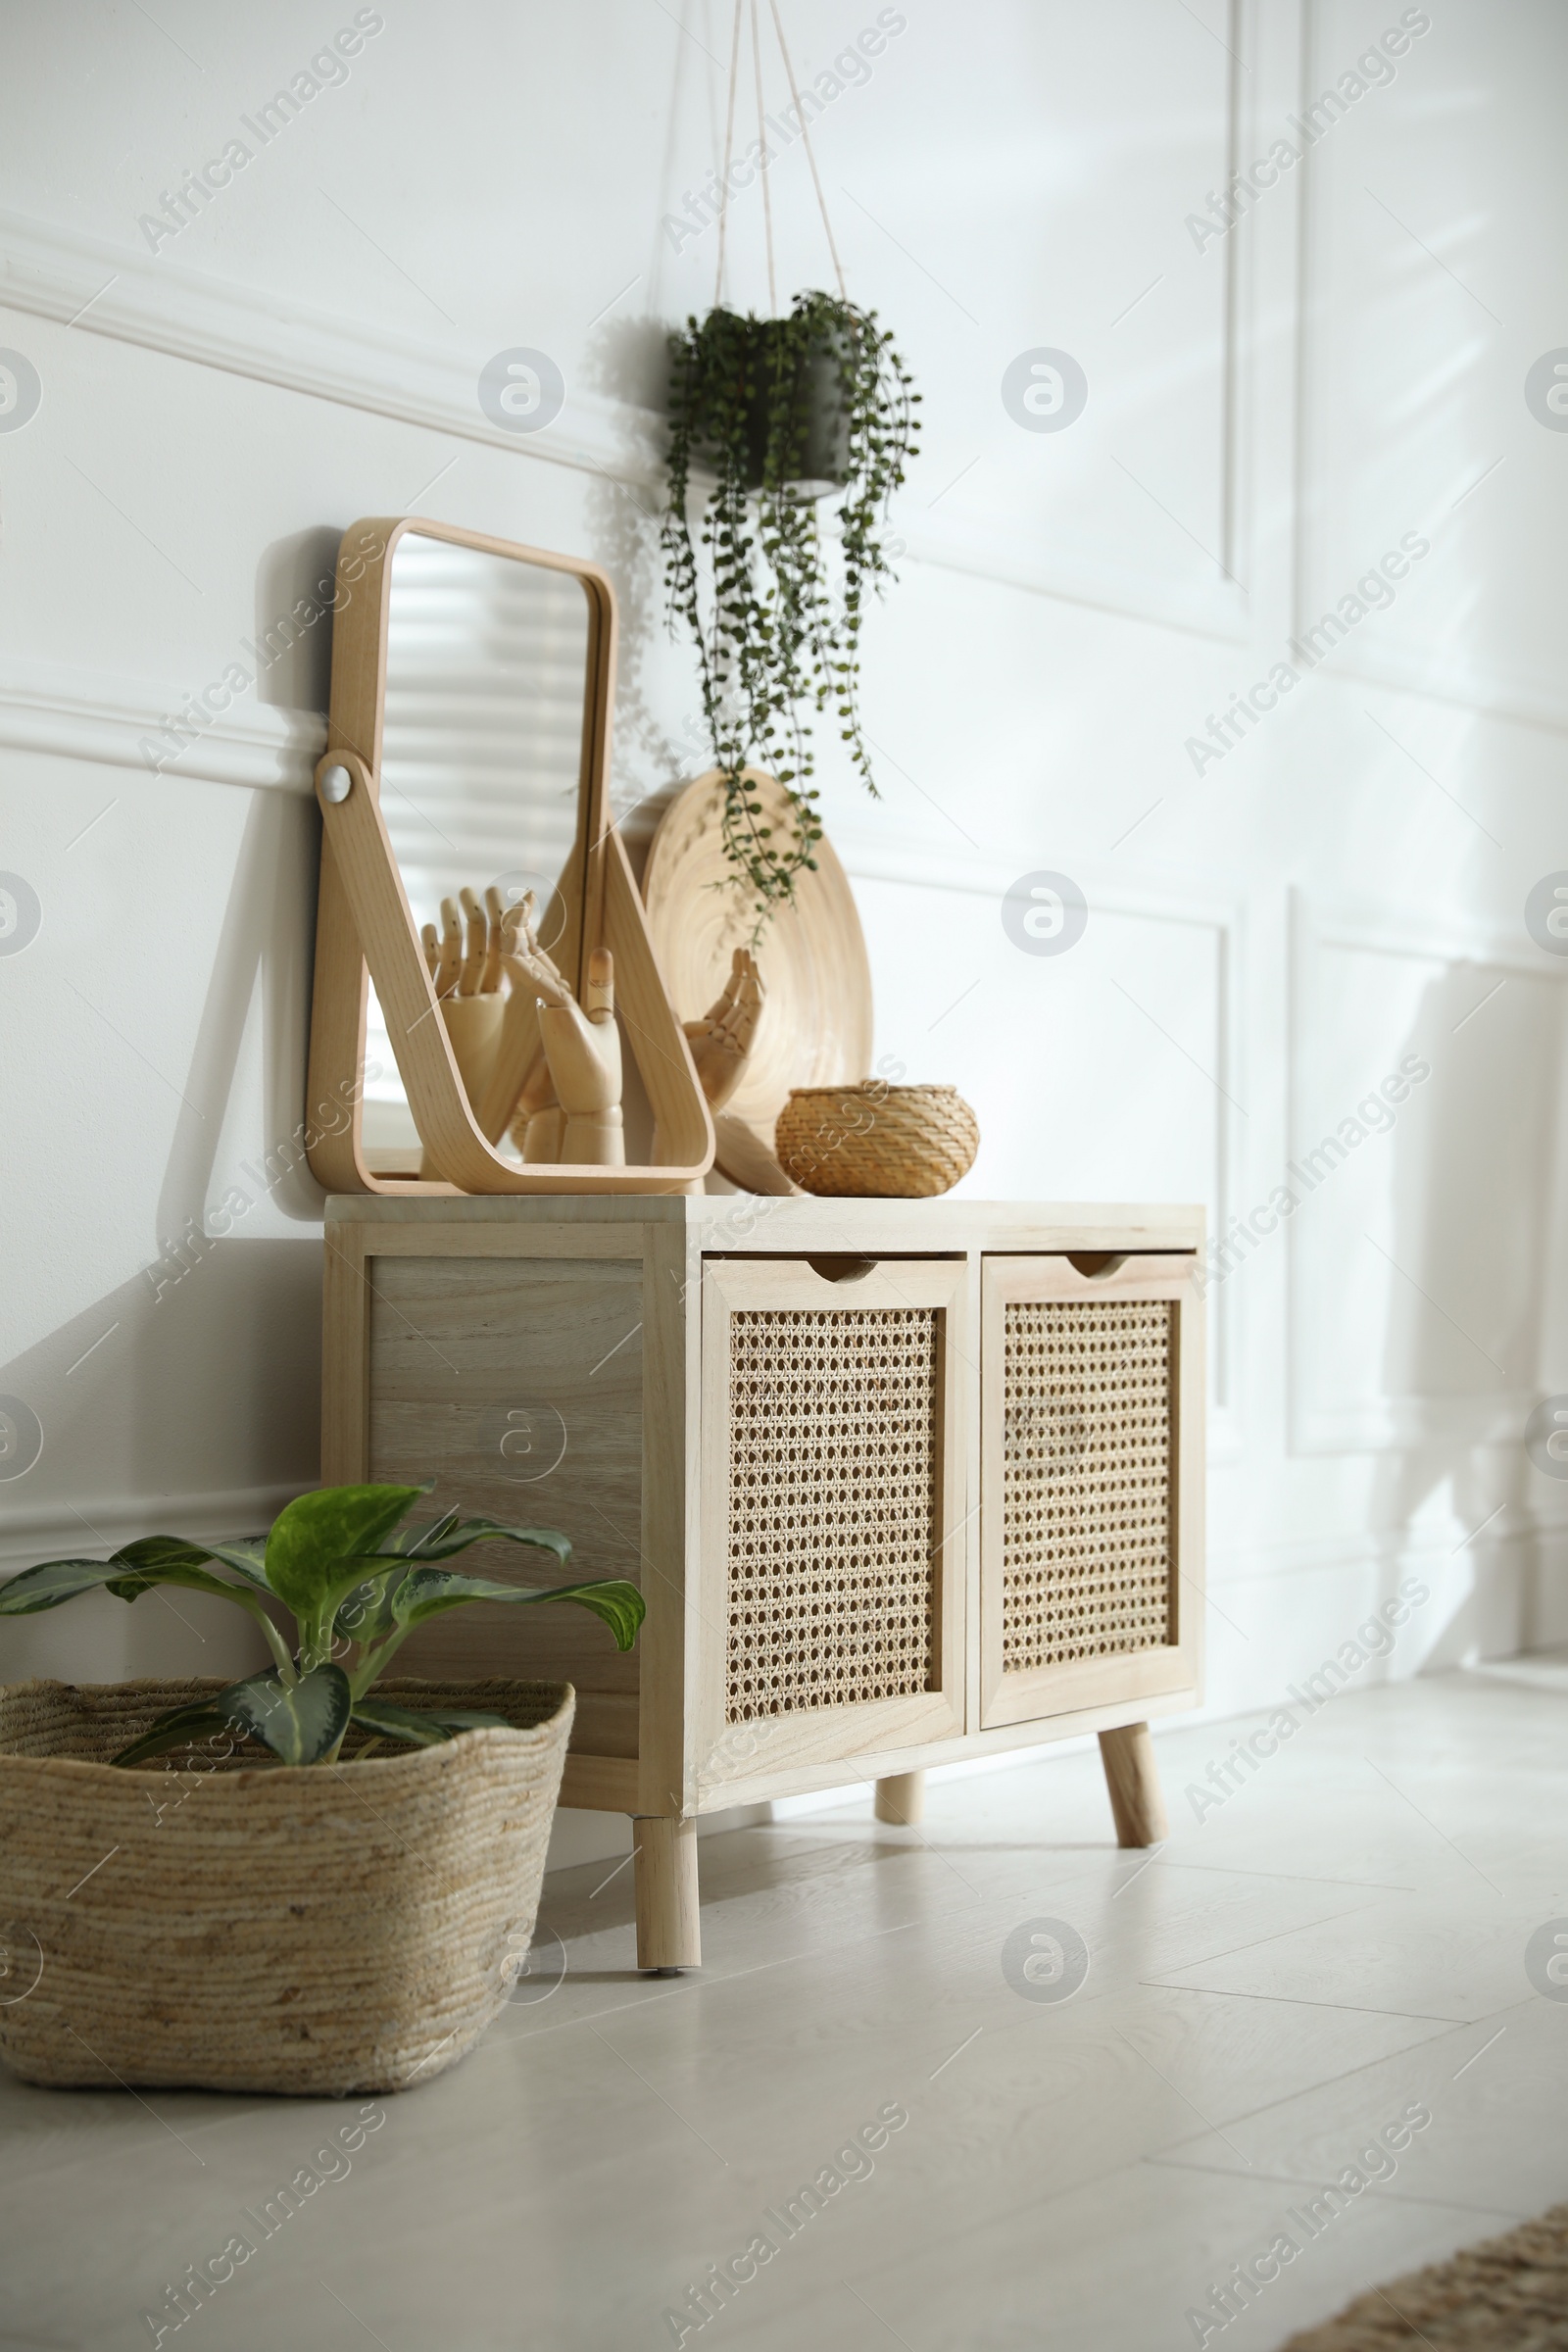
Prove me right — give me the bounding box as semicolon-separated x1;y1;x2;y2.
743;318;853;500
689;312;853;501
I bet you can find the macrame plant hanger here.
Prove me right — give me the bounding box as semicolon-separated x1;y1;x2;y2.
713;0;848;316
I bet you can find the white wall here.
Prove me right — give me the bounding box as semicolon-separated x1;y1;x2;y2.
3;2;1567;1751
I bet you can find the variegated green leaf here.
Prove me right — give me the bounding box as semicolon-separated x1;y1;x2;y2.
380;1508;462;1558
2;1551;250;1615
349;1697;511;1748
388;1517;573;1568
333;1571;407;1647
110;1705;235;1767
220;1665;351;1766
264;1485;430;1619
391;1569;644;1651
0;1558;142;1614
203;1541;271;1592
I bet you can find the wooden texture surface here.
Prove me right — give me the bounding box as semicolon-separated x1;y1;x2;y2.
321;1198;1206;1828
633;1816;701;1971
304;515;712;1196
641;770;873;1134
696;1255;968;1794
874;1771;926;1826
978;1252;1205;1732
366;1251;646;1699
1098;1720;1169;1847
325;1193;1204;1252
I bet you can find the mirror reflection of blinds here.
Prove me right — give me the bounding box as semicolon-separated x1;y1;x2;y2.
380;536;589;906
363;534;592;1130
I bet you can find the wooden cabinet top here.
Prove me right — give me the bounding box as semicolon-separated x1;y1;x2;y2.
323;1194;1204;1252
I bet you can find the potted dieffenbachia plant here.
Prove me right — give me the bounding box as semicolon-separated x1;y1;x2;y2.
662;291;919;927
0;1483;641;2096
0;1479;641;1764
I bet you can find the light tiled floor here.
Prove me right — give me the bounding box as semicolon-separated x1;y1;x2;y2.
2;1666;1564;2350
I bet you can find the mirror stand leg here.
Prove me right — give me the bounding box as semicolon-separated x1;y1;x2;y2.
634;1816;701;1974
1098;1723;1167;1847
874;1771;925;1826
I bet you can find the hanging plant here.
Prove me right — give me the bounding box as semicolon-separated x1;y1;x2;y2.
662;291;919;929
659;0;922;926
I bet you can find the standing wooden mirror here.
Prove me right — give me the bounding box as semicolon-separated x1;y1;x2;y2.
305;517;712;1195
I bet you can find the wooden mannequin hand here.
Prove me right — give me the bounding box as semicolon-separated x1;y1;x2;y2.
538;947;621;1115
421;884;515;1003
537;999;621;1114
683;948;763;1110
503;929;623;1164
416;885;514;1178
497;890;572;1014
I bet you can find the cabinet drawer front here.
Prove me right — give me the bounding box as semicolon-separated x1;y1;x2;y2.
360;1252;646;1712
981;1254;1203;1729
697;1257;966;1788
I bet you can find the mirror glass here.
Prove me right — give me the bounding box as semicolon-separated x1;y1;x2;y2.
359;531;594;1163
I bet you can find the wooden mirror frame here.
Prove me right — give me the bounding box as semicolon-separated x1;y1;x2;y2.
305;516;713;1196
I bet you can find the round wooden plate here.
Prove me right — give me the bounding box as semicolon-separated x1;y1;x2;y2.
641;769;874;1135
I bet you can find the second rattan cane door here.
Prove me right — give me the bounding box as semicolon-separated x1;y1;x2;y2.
697;1257;967;1790
979;1253;1203;1731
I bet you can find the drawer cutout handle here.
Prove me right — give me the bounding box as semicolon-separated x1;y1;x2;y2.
807;1254;879;1284
1066;1251;1128;1280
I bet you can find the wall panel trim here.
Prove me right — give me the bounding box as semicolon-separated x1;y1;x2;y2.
2;205;1249;645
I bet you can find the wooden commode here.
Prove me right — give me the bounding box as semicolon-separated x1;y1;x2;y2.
322;1195;1205;1970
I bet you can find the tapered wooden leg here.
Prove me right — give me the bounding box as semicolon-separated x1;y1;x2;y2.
874;1771;925;1826
633;1817;701;1974
1098;1723;1167;1847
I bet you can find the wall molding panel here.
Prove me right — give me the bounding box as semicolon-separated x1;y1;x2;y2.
0;206;665;488
0;655;323;794
0;207;1250;645
1288;6;1568;736
1288;887;1568;1455
0;1483;301;1570
835;824;1246;1446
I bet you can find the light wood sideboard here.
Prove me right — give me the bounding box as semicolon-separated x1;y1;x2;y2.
322;1196;1205;1970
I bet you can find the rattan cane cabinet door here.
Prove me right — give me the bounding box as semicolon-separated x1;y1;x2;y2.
697;1257;967;1792
979;1255;1203;1731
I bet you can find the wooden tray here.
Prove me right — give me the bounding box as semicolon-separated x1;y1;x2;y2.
640;769;873;1136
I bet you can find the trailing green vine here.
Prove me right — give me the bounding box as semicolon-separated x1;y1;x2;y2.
662;291;919;927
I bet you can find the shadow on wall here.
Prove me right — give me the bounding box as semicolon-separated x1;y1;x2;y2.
0;1239;321;1562
580;313;712;846
0;1580;270;1688
1;788;326;1568
1370;958;1567;1659
157;783;323;1242
254;524;344;712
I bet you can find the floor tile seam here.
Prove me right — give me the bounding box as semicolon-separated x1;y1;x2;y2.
1133;1976;1476;2032
1097;2010;1462;2121
824;2142;1234;2275
1104;1994;1457;2088
1138;1892;1461;1982
503;1912;945;2049
1141;2011;1506;2150
1144;2153;1533;2223
1117;1901;1394;1982
546;1861;1161;1989
1148;1860;1425;1893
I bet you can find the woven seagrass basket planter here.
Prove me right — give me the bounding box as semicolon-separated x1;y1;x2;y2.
775;1083;980;1198
0;1674;573;2097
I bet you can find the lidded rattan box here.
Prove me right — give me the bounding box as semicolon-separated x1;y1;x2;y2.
322;1195;1204;1969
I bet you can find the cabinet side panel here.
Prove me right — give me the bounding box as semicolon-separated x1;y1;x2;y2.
322;1226;370;1482
366;1254;644;1713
